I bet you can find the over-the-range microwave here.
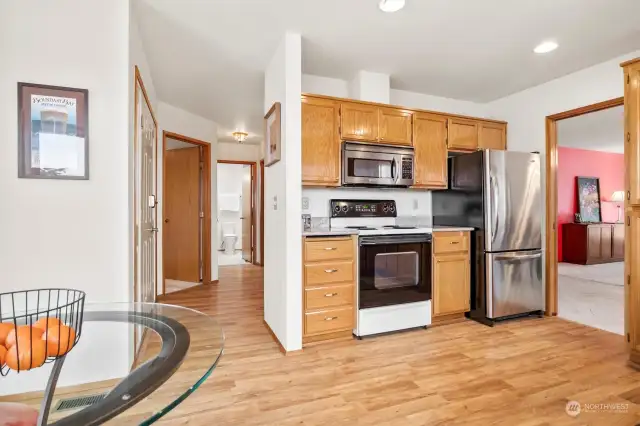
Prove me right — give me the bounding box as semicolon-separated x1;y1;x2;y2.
341;141;414;187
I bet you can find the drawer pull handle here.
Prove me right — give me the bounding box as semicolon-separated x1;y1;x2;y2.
325;269;338;273
324;316;338;321
324;247;337;251
450;241;460;245
324;292;338;297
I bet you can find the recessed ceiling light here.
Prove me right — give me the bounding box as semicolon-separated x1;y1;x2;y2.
379;0;405;13
534;40;558;54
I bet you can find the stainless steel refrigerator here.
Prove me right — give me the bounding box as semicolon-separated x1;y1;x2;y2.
432;150;543;324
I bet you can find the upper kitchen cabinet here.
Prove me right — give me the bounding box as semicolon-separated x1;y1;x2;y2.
378;107;413;145
340;102;378;142
413;112;447;188
301;96;341;186
478;121;507;150
447;118;479;151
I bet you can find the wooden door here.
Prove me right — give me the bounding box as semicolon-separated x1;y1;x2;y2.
241;165;253;262
587;225;603;262
600;225;613;261
413;112;447;188
340;102;378;142
433;254;470;316
447;118;479;151
479;122;507;150
164;147;200;283
613;223;625;259
301;97;340;186
378;107;412;145
624;61;640;205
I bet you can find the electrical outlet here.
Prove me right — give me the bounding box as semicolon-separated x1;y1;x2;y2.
273;196;278;210
301;197;309;210
413;199;419;210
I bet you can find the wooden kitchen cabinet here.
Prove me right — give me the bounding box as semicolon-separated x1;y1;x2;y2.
378;107;412;145
562;223;624;264
340;102;378;141
478;121;507;150
413;112;448;188
301;96;341;186
624;60;640;206
432;231;471;319
447;118;479;151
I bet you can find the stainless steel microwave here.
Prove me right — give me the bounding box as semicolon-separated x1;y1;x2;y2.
342;141;414;187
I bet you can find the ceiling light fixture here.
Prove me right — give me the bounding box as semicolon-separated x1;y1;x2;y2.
232;131;248;143
533;40;559;54
379;0;405;13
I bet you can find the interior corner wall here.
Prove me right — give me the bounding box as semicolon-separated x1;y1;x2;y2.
264;32;303;351
0;0;131;395
157;102;219;287
556;147;624;261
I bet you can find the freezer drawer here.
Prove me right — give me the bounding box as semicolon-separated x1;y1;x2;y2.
486;250;543;319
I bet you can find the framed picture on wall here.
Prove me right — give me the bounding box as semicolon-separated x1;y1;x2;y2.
18;82;89;179
263;102;281;167
576;176;602;223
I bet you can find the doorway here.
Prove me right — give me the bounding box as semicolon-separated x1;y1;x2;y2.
162;131;212;295
217;160;256;266
554;105;625;334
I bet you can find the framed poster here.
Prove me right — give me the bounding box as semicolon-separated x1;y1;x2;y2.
576;176;602;223
263;102;281;167
18;82;89;179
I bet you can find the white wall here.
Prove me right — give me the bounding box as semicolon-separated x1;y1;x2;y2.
302;74;349;98
217;163;249;250
0;0;131;394
157;101;219;283
264;32;302;351
218;141;261;162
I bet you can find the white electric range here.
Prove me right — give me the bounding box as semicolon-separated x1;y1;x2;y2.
330;199;432;337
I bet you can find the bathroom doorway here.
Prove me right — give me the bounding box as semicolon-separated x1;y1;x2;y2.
217;161;257;266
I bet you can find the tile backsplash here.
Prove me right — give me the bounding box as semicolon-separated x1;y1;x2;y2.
301;188;432;218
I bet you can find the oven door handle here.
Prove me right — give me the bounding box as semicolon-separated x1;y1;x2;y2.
360;235;431;245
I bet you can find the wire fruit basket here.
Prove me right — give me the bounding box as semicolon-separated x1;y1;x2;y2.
0;289;85;376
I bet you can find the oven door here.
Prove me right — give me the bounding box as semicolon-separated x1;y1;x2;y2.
358;234;432;309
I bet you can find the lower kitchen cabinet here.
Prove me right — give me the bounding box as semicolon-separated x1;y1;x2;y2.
432;232;471;319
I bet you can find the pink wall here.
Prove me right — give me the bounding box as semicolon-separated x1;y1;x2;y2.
557;147;624;261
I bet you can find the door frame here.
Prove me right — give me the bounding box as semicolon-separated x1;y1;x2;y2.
133;66;158;304
162;131;212;294
217;159;258;264
260;159;265;266
544;96;624;316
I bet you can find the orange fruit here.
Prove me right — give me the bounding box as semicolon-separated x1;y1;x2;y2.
0;323;15;346
33;317;61;332
5;339;46;371
5;326;44;348
42;325;76;357
0;345;6;366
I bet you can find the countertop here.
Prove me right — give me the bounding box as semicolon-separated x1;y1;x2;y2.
302;226;474;237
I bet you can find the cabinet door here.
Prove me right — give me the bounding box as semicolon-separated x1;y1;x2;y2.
301;97;341;186
628;209;640;351
478;122;507;150
447;118;479;151
413;113;447;188
433;253;470;316
600;225;613;260
378;107;412;145
613;223;625;259
340;102;378;142
624;62;640;206
587;225;603;261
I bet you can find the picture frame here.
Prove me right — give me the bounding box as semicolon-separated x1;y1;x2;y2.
263;102;281;167
18;82;89;180
575;176;602;223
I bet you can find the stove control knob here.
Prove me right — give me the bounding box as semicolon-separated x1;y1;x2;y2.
341;205;349;213
333;205;341;213
382;204;388;213
390;205;396;213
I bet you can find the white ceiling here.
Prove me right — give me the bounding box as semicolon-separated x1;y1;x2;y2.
558;105;624;153
134;0;640;144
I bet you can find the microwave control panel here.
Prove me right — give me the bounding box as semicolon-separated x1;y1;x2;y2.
330;199;397;218
401;157;413;180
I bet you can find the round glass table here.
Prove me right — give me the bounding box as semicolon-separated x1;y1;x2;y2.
0;303;224;425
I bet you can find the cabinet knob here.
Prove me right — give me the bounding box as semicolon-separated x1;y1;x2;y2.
324;247;337;251
324;293;338;297
324;269;338;273
450;241;460;245
324;316;338;321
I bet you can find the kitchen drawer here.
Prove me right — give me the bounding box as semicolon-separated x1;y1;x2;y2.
433;232;469;255
305;238;354;262
305;284;354;310
305;307;353;335
305;261;354;286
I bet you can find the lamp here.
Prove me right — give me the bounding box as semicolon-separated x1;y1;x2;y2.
232;131;248;143
610;191;625;223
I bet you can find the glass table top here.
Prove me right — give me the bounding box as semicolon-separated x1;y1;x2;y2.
0;302;224;425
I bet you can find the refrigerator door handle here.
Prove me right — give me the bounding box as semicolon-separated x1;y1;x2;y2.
490;175;498;243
